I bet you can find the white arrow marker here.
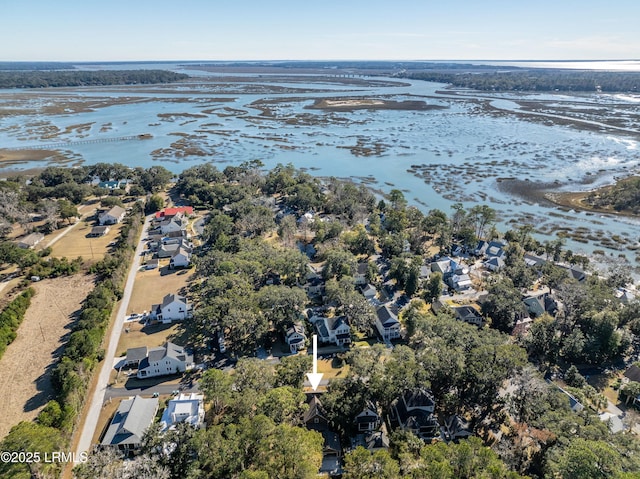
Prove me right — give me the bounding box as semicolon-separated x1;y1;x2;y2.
306;334;324;391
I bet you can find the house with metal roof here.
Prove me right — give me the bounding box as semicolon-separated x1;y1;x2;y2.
100;395;158;454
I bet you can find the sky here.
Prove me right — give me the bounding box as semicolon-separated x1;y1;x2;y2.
2;0;639;62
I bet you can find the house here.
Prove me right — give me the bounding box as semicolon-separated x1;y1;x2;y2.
99;205;126;225
159;214;187;235
306;277;325;297
297;211;315;226
159;393;205;432
285;322;307;353
98;180;129;191
100;395;158;453
431;257;458;275
311;315;351;346
355;402;381;433
419;265;431;280
485;241;507;259
124;346;148;368
449;273;473;291
556;386;584;413
616;288;637;304
157;243;180;258
559;264;586;282
170;247;192;269
355;262;369;285
88;225;110;237
150;293;192;323
483;256;504;272
137;342;194;379
361;283;377;301
320;430;342;476
623;364;640;383
389;388;440;441
452;306;483;326
304;396;330;432
442;415;473;443
522;289;557;318
375;305;401;341
303;396;342;476
16;232;45;249
364;431;390;452
155;206;194;220
524;253;546;268
145;258;159;270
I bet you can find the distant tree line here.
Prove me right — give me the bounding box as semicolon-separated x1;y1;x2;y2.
0;70;189;89
0;62;77;70
402;70;640;93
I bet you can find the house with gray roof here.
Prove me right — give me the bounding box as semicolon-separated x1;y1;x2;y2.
285;322;307;353
150;293;192;323
310;315;351;346
124;346;148;368
99;205;126;225
101;395;158;454
137;342;194;379
16;232;44;249
389;388;440;442
375;305;401;342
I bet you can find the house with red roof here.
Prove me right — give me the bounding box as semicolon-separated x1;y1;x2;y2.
155;206;194;220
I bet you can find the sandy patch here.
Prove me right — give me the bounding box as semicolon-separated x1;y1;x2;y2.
0;274;96;440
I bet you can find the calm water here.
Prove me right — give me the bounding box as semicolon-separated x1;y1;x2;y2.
1;63;639;265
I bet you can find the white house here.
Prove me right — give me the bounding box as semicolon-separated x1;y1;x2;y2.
159;214;187;235
99;205;126;225
310;315;351;346
169;247;191;269
285;322;307;353
150;293;192;323
355;402;381;433
375;305;401;342
159;393;205;432
137;342;194;379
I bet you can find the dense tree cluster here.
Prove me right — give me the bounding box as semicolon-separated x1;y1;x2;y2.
0;163;172;240
0;288;34;360
402;70;640;93
0;70;188;89
586;175;640;213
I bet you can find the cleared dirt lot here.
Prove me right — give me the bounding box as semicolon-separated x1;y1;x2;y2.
0;274;95;440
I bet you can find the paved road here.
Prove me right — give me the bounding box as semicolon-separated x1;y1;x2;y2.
105;383;200;400
74;213;152;458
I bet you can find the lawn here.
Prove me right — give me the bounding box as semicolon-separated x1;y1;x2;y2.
126;265;194;316
317;357;349;379
50;218;123;264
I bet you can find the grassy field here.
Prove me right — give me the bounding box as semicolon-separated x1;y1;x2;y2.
49;218;123;264
317;357;349;379
0;274;96;440
127;265;194;316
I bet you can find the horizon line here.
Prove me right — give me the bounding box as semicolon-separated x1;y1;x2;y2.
2;58;639;64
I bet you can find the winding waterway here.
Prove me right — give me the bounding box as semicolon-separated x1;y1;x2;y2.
1;63;639;267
